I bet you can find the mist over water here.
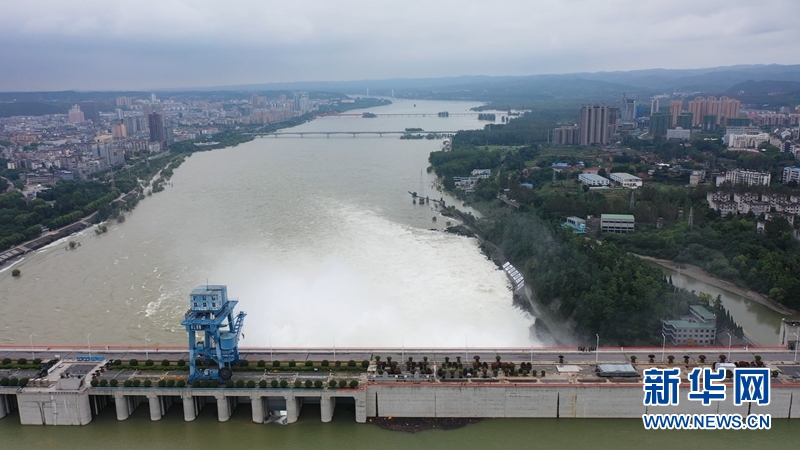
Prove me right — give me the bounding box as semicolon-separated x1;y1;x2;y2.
0;100;536;347
214;201;535;347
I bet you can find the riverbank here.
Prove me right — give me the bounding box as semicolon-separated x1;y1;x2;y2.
441;205;575;347
634;254;796;316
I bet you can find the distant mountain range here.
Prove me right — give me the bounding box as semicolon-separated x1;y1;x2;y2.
196;64;800;95
2;64;800;113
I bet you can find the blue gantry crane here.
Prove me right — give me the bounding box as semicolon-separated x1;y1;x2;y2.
181;285;247;382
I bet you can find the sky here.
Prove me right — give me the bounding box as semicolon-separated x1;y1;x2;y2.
1;0;799;91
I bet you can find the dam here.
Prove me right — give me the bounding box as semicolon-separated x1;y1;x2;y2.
2;284;799;426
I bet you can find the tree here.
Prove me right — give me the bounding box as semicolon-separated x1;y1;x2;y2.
129;359;138;366
630;355;637;363
161;359;170;367
349;380;358;388
246;380;256;388
11;269;20;277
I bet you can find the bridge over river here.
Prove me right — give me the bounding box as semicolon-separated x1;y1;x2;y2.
248;131;459;138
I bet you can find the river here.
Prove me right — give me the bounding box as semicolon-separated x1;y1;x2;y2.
1;99;798;445
2;404;798;448
649;263;785;346
0;99;534;348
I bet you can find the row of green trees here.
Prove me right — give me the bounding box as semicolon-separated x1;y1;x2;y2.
91;378;359;389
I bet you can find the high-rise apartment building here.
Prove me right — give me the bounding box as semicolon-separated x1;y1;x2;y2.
579;105;617;146
676;113;693;130
67;105;85;123
688;96;741;126
116;97;132;107
112;123;127;138
79;101;100;123
552;126;581;146
651;98;661;115
148;112;166;149
650;113;671;137
669;100;683;127
621;95;636;122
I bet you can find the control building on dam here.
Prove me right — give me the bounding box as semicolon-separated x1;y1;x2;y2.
2;285;800;425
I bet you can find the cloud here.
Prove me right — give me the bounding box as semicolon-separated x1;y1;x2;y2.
1;0;799;90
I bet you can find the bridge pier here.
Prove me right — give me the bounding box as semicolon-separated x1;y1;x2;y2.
284;394;301;424
113;393;130;420
251;394;265;423
320;396;335;423
182;393;196;421
147;394;162;421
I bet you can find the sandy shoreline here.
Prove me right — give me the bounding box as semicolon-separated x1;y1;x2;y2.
634;254;797;316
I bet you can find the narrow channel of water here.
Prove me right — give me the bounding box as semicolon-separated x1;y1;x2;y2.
648;262;784;345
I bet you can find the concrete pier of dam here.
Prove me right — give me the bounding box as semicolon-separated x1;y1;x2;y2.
2;347;799;425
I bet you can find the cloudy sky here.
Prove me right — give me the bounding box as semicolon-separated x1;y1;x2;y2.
1;0;798;91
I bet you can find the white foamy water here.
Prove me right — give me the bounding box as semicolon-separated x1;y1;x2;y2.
211;202;534;347
0;100;535;347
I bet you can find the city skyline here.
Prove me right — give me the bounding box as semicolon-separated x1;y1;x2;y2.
1;0;799;91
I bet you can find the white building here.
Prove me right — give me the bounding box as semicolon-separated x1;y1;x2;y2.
729;133;769;149
783;166;800;184
67;105;84;124
724;169;771;186
724;126;762;145
578;173;610;187
609;172;642;189
666;127;691;140
600;214;635;233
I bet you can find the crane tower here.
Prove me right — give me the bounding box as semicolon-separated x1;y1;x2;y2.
181;285;247;382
